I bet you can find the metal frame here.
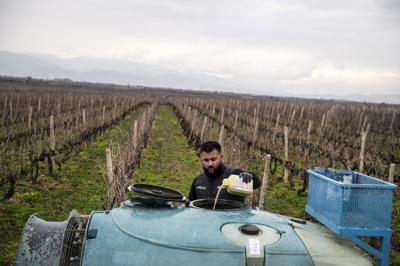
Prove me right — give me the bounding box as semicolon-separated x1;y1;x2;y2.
306;205;392;266
306;169;397;266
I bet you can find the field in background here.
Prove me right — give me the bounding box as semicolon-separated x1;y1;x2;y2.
0;104;147;264
0;76;399;265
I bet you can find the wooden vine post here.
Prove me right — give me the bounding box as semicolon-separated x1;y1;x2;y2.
200;116;208;141
102;106;106;124
57;102;61;117
361;115;368;133
3;96;7;113
359;132;367;172
9;98;12;122
389;111;395;133
233;108;239;133
357;112;364;133
306;120;312;144
258;154;271;209
317;114;325;145
49;115;56;173
140;110;147;134
112;105;116;121
50;115;55;151
299;106;304;121
289;109;296;127
283;126;289;183
28;106;33;130
252;116;259;146
211;104;216;117
189;118;196;140
186;106;192;122
82;109;86;127
272;113;281;145
389;164;395;183
220;108;225;125
218;125;224;146
133;120;138;151
106;148;114;208
253;107;257;127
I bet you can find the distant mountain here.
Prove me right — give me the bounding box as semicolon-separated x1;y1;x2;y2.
0;51;399;104
0;51;245;91
297;93;400;105
338;94;400;105
0;51;77;79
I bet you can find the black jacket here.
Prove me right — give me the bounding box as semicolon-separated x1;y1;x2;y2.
188;165;261;203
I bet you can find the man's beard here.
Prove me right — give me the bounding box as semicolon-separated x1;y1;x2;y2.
203;164;223;178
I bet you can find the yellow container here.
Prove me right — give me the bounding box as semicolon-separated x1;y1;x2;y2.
222;175;253;197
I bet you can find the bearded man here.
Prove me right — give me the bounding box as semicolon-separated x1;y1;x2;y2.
188;141;261;203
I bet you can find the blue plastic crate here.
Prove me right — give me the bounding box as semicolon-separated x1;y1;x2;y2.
306;168;397;230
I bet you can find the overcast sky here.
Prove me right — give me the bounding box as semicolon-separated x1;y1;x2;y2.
0;0;399;97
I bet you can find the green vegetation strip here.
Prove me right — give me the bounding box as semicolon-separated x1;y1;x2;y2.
262;172;308;218
132;105;200;196
0;106;147;265
136;105;307;218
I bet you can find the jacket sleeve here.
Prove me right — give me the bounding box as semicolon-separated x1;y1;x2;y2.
188;177;197;201
232;168;261;189
250;172;261;189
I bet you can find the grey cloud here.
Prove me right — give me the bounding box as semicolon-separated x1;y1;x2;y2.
0;0;399;100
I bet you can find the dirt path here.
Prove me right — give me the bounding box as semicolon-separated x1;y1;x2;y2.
132;105;200;196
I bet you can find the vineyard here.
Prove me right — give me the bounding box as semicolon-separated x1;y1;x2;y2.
0;77;399;265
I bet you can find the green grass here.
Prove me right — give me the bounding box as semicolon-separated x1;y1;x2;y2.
263;179;308;218
0;106;146;266
131;105;200;196
1;103;398;266
241;152;309;217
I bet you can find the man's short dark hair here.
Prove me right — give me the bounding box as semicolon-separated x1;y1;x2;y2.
200;141;222;153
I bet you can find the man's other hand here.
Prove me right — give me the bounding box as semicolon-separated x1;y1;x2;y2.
239;172;253;183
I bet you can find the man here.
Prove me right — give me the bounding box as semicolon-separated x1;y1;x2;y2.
188;141;261;203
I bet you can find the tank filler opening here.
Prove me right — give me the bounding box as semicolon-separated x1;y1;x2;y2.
191;199;247;210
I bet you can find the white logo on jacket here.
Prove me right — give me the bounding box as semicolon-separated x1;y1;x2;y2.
196;185;207;190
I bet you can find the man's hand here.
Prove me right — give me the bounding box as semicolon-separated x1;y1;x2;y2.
184;198;190;207
239;172;253;183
